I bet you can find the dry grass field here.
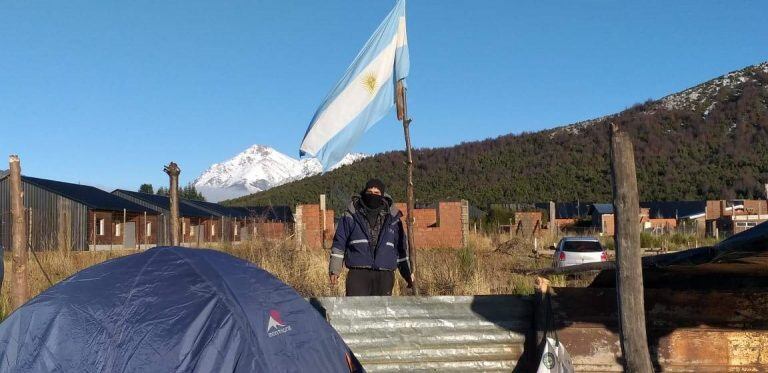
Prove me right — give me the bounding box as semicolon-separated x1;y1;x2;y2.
0;232;561;319
1;231;712;320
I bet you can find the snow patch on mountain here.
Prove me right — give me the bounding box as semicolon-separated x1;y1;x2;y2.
548;61;768;139
193;145;366;202
661;61;768;113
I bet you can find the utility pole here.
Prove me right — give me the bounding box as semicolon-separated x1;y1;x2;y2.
609;123;653;372
397;80;418;295
164;162;181;246
9;155;29;309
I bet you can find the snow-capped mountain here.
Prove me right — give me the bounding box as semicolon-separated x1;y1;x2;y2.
193;145;367;202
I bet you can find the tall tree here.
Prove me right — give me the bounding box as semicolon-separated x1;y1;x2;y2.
139;183;154;194
180;183;206;201
156;187;169;196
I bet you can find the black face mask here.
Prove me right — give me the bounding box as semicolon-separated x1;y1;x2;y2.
361;193;384;209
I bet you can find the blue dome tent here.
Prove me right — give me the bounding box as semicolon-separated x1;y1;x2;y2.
0;247;361;372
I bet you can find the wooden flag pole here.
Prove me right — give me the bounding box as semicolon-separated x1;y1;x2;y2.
398;81;419;295
609;122;653;372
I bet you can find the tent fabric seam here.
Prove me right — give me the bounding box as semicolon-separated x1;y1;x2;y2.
166;248;262;360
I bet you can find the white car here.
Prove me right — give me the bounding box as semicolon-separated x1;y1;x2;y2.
552;237;607;268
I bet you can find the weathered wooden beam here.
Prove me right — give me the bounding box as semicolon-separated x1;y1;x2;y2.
164;162;181;246
609;122;653;372
9;155;29;309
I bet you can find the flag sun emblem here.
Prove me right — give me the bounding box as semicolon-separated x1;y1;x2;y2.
361;72;378;94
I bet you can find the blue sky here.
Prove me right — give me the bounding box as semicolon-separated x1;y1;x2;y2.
1;1;766;191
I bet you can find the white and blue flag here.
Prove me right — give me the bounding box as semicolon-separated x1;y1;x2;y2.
300;0;409;170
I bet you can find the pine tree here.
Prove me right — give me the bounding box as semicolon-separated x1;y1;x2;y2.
139;183;154;194
180;183;206;201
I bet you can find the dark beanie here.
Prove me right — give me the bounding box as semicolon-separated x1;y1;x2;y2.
362;178;386;194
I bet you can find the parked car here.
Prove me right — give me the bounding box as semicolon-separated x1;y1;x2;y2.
552;237;607;268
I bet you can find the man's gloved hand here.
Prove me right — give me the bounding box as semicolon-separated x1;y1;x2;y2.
406;274;415;288
329;274;339;286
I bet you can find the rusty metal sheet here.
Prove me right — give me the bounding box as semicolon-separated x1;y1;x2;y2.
551;288;768;372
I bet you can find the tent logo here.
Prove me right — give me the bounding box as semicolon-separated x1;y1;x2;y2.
267;309;292;337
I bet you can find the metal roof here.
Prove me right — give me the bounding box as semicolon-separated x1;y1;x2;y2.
589;203;614;215
639;201;706;219
6;176;156;214
231;206;294;222
111;190;212;218
535;202;593;219
182;199;246;218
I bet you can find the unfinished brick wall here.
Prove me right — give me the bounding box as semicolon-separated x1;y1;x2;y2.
295;204;334;249
514;211;542;237
742;200;768;214
706;200;724;220
296;200;469;249
601;214;615;236
643;218;678;231
555;218;579;228
252;222;288;240
707;200;768;220
395;200;469;249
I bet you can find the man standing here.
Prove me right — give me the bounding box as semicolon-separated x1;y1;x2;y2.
329;179;414;296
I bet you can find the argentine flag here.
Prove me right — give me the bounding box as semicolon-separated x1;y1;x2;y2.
300;0;409;170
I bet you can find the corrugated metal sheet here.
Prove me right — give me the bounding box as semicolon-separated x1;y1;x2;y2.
0;178;88;250
22;176;153;213
310;295;533;372
311;290;768;372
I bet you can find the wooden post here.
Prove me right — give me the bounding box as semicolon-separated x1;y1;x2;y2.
533;276;551;347
122;208;126;239
143;211;147;249
27;208;32;250
320;194;327;248
609;122;653;372
397;80;418;295
9;155;29;309
164;162;181;246
549;201;557;238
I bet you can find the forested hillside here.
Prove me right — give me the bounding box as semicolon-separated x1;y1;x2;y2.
227;62;768;211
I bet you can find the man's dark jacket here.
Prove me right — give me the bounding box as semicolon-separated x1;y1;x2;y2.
329;194;412;281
